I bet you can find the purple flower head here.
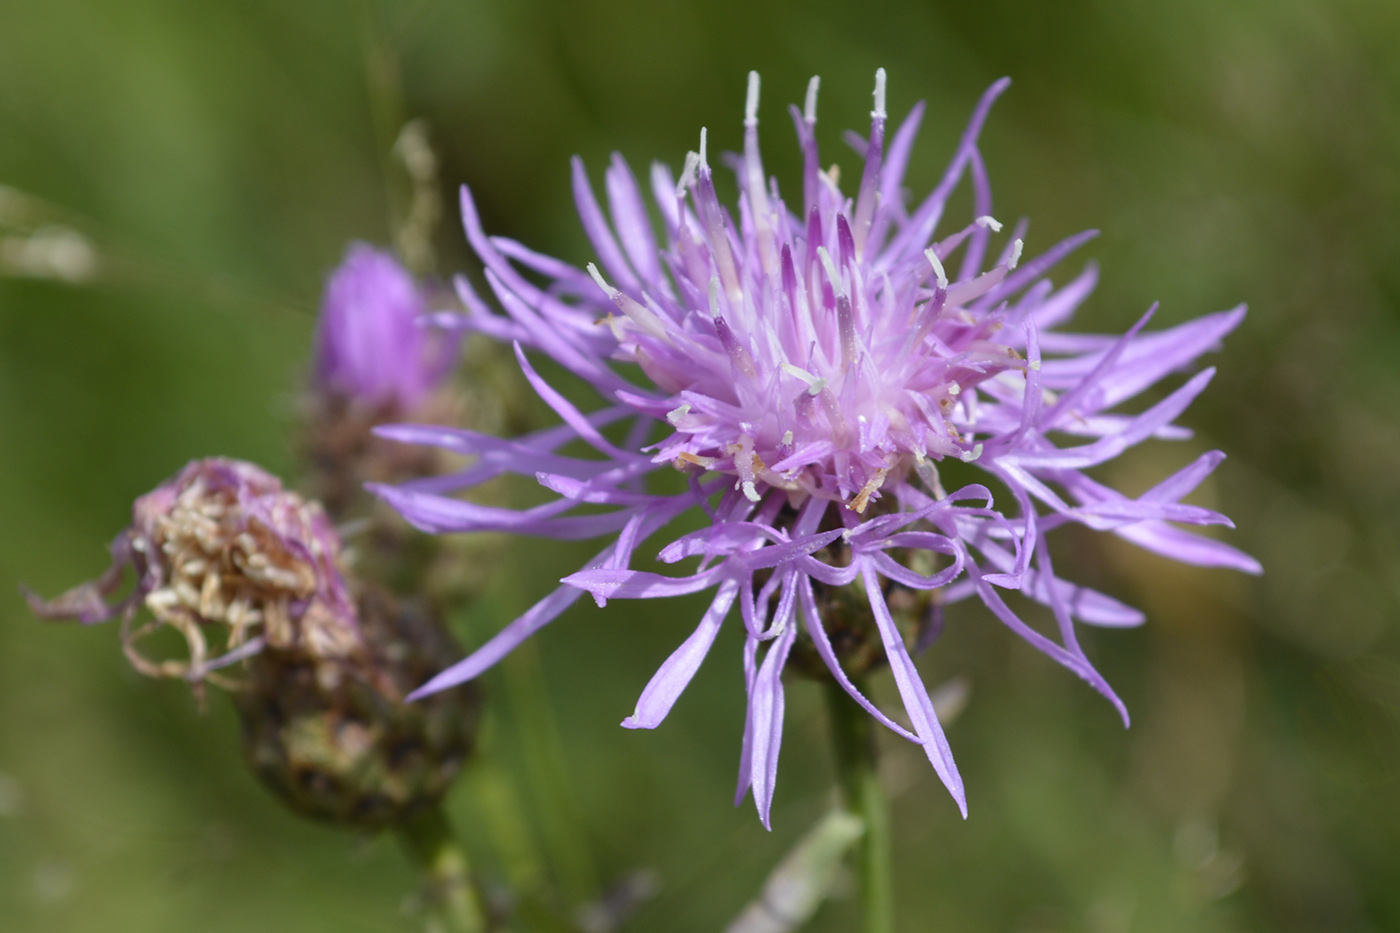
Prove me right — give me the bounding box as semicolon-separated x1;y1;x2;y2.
313;243;455;412
373;71;1260;826
27;457;360;686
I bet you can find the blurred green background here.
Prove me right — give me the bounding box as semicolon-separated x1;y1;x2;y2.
2;0;1399;930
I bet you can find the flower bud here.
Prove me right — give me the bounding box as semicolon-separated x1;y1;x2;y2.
302;244;465;522
235;584;477;827
312;244;455;414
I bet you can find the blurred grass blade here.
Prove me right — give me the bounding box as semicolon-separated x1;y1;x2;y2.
725;809;864;933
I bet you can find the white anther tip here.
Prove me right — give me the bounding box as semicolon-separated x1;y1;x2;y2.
699;127;709;169
1008;238;1024;270
975;215;1003;232
804;76;821;125
872;68;887;120
585;262;615;296
745;72;760;126
924;247;948;289
816;246;845;297
675;151;700;198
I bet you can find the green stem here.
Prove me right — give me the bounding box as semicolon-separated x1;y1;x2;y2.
396;805;490;933
503;636;599;906
824;677;894;933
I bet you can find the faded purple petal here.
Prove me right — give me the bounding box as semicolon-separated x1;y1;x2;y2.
861;562;967;816
623;579;740;730
747;622;797;829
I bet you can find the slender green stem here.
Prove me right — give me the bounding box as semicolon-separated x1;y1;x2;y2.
396;804;490;933
503;636;599;906
824;677;894;933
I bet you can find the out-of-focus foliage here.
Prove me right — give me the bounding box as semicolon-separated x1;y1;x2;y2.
1;1;1397;931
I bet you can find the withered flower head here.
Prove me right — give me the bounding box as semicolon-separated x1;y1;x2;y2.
26;458;477;826
27;457;357;687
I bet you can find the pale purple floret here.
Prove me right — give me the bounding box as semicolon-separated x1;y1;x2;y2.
372;71;1260;827
314;243;455;411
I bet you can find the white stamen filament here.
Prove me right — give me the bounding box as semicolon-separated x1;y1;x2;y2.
780;362;817;384
708;277;722;318
975;215;1003;232
588;263;668;338
675;150;700;198
816;246;845;298
780;362;828;397
924;247;949;289
586;262;615;297
804;76;820;125
744;71;775;275
959;443;984;463
872;67;887;120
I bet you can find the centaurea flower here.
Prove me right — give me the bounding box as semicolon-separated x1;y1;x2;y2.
374;71;1260;825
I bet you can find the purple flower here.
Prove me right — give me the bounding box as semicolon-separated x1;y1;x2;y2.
313;244;455;412
26;458;359;685
373;71;1260;825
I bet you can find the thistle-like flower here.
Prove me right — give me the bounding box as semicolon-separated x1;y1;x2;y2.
374;71;1260;825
